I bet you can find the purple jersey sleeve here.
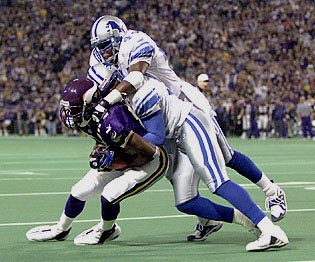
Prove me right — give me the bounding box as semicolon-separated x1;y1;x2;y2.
98;102;146;147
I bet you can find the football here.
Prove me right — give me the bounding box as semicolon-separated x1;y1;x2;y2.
111;155;130;170
90;144;136;171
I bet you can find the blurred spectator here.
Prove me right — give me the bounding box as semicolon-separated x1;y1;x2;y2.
228;99;243;136
45;106;58;136
16;105;29;135
248;100;259;139
240;100;251;139
1;1;315;137
284;102;297;138
296;95;314;140
33;108;46;136
214;100;229;136
257;100;270;140
272;99;286;139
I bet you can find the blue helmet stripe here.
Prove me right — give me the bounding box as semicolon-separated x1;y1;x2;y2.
92;16;105;39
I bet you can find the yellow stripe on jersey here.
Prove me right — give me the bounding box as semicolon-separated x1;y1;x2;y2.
112;147;168;204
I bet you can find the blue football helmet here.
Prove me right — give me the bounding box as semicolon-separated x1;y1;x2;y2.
90;15;127;64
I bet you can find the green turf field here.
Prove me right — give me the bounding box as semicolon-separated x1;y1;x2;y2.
0;136;315;262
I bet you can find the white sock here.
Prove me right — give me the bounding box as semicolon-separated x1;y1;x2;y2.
233;209;255;231
256;173;278;196
99;219;115;231
57;212;74;231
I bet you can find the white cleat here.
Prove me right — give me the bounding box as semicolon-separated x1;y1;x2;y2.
246;225;289;252
74;223;121;245
26;224;71;242
265;188;287;222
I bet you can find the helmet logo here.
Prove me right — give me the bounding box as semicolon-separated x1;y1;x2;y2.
106;21;123;32
60;100;70;107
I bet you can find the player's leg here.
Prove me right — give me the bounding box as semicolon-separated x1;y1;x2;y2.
26;169;121;242
212;116;287;222
181;110;288;251
74;147;168;245
172;146;261;240
170;150;224;241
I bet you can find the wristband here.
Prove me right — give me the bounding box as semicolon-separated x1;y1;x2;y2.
104;89;123;105
123;71;144;90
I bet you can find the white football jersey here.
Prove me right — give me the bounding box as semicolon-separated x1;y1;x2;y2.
128;76;193;139
118;30;182;96
89;29;214;115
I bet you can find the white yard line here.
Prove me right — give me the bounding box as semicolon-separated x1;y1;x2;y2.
1;209;315;227
1;181;315;197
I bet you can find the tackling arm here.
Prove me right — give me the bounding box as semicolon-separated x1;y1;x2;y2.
116;61;149;94
125;131;157;167
92;61;149;122
142;110;166;146
102;61;149;106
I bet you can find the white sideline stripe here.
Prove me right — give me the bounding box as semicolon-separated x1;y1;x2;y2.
0;177;81;181
1;209;315;227
1;215;189;227
1;181;315;197
0;192;70;197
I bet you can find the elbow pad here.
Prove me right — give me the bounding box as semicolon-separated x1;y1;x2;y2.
123;71;144;90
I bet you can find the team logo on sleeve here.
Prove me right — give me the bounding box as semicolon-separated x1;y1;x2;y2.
105;124;123;143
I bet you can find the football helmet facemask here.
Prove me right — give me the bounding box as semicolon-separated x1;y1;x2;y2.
87;62;123;97
90;15;127;64
60;78;101;129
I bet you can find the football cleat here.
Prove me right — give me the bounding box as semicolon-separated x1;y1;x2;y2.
265;188;287;222
26;224;71;242
187;220;223;242
74;223;121;245
246;225;288;251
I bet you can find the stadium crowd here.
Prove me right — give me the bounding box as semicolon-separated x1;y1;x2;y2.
1;0;314;138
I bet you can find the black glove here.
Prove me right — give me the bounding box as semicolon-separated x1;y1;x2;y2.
91;99;110;123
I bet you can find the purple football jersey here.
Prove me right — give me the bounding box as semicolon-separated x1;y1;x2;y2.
81;102;146;147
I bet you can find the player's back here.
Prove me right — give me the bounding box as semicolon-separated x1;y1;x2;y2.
129;76;192;139
118;30;182;97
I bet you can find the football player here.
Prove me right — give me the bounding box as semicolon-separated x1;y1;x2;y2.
88;63;289;251
26;77;169;245
88;15;287;241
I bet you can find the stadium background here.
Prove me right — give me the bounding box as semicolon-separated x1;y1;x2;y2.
1;0;315;138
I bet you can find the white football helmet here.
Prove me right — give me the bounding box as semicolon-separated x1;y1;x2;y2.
90;15;127;64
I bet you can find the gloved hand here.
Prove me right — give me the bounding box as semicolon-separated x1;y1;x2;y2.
89;146;115;171
91;99;110;123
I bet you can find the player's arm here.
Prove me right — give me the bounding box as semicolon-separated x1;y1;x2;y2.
91;131;159;171
141;111;166;146
125;131;157;167
93;61;149;119
115;61;149;94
